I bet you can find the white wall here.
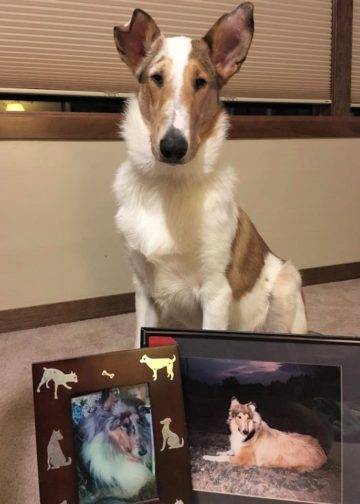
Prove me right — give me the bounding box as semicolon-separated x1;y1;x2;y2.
1;138;359;310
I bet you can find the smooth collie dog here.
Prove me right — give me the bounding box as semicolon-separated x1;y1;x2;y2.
204;398;327;472
113;3;307;346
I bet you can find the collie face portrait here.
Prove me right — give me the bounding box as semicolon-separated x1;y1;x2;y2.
181;357;341;503
71;384;157;503
113;3;307;347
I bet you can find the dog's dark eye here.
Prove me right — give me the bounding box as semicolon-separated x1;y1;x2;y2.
194;77;207;91
151;73;163;87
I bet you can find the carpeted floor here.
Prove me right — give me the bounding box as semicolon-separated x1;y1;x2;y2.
0;279;359;503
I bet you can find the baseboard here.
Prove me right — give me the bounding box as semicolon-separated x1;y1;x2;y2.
0;292;135;334
1;261;359;334
300;261;360;286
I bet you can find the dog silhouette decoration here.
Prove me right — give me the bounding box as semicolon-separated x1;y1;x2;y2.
160;418;184;451
140;354;176;381
47;429;72;470
37;367;78;399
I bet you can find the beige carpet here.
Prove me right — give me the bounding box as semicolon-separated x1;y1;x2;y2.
0;279;359;503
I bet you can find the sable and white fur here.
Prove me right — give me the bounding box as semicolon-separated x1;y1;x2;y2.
204;398;327;472
113;4;307;346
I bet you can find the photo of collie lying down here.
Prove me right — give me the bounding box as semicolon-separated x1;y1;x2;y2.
71;384;156;503
182;357;341;503
204;398;327;472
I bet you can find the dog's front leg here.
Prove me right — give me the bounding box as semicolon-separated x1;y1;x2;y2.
201;276;232;330
134;277;158;348
160;435;167;452
203;454;229;463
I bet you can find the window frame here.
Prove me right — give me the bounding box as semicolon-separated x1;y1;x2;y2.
0;0;358;140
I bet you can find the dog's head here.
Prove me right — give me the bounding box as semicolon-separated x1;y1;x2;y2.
114;4;254;167
140;354;149;364
79;393;152;464
228;397;261;442
69;371;78;383
52;429;63;441
160;417;171;426
106;399;150;461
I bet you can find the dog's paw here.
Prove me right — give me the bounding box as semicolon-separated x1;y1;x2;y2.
203;455;214;461
203;454;229;463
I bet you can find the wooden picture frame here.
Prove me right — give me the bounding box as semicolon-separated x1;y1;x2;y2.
32;345;192;504
142;328;360;504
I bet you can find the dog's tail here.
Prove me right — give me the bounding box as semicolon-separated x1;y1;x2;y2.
171;355;176;363
64;456;72;466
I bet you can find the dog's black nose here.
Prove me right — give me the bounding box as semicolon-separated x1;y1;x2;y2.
243;430;249;435
160;127;188;164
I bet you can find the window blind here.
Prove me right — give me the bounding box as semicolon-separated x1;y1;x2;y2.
0;0;332;102
352;0;360;105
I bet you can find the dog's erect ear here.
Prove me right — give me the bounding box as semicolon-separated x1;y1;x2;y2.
246;402;257;413
203;2;254;86
228;397;241;421
230;396;241;409
114;9;162;74
103;392;118;411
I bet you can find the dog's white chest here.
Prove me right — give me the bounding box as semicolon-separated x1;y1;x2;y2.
115;173;204;319
117;198;176;258
230;431;247;454
114;159;238;327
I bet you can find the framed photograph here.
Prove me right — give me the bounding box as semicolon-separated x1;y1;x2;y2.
142;328;360;504
33;345;192;504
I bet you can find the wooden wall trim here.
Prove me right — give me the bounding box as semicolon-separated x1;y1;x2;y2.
1;112;360;140
1;262;359;333
0;111;122;140
0;292;135;334
301;261;360;286
331;0;353;115
227;116;360;139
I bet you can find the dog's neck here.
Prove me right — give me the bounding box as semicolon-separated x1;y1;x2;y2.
243;429;257;443
230;421;263;453
122;96;229;182
242;420;263;445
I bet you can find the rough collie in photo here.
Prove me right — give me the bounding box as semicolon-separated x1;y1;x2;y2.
74;391;155;502
204;398;327;472
113;3;307;346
